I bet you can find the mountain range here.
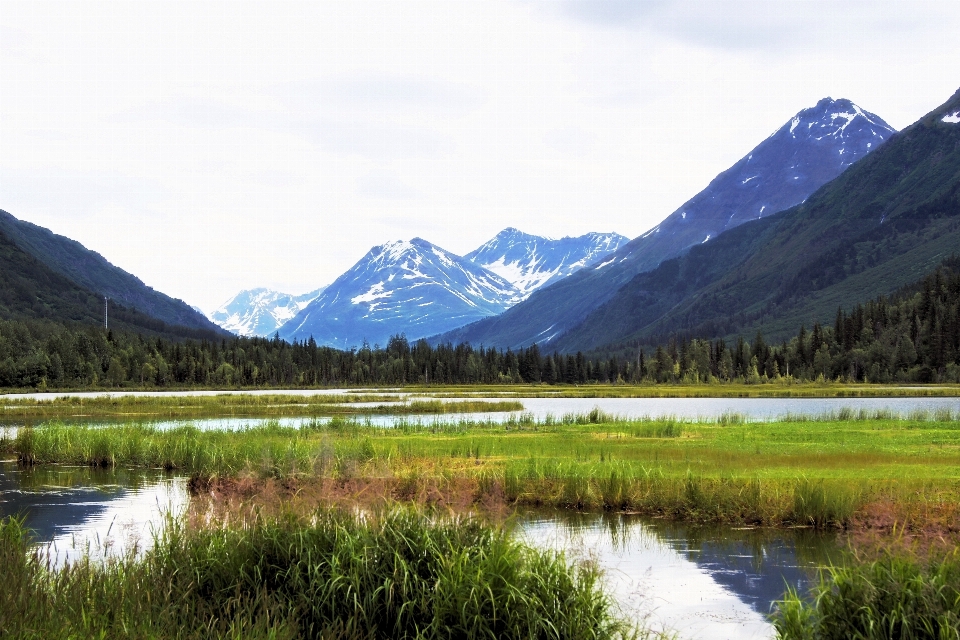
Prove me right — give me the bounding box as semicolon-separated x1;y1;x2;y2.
8;87;958;366
279;238;519;347
436;97;896;350
212;230;627;342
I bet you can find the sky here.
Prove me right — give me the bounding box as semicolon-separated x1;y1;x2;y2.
1;1;958;313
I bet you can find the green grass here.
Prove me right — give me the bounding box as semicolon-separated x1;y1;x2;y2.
774;551;960;639
7;410;960;529
0;507;637;639
0;393;523;420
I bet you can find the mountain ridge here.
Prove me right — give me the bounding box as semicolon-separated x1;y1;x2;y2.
433;97;896;350
555;87;960;355
0;210;223;335
465;228;629;299
210;287;325;337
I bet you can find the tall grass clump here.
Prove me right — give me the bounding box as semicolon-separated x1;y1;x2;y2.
0;509;635;639
716;411;747;425
791;478;861;529
774;552;960;640
404;399;524;414
632;420;684;438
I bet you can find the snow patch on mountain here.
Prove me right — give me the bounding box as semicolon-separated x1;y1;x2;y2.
351;282;390;305
465;228;629;299
943;111;960;124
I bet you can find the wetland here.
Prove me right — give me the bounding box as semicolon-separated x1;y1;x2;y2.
2;386;960;638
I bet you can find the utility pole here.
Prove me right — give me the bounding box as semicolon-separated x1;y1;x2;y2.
104;297;108;330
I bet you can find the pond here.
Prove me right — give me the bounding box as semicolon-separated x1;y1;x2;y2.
0;459;187;566
0;456;840;639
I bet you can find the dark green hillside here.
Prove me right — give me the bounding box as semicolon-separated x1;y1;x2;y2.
0;228;101;325
436;98;894;351
0;210;222;334
557;87;960;353
0;226;222;342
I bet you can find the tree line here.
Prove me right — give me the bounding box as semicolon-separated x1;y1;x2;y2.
1;259;958;389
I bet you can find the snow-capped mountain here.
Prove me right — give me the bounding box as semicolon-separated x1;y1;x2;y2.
616;97;895;270
210;287;325;337
279;238;520;347
465;228;629;299
436;97;896;350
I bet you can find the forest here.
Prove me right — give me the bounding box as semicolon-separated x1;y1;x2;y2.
0;257;958;389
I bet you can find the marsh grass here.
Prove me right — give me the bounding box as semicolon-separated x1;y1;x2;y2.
791;478;861;529
0;508;637;639
774;551;960;639
7;411;960;529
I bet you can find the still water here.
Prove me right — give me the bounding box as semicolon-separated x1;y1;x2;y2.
517;513;839;640
0;459;187;566
4;395;957;433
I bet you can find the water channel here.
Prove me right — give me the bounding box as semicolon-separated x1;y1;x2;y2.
0;459;187;566
517;513;841;640
4;394;959;433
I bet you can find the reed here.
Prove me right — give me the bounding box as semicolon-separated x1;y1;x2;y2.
774;552;960;639
0;508;636;639
791;478;861;529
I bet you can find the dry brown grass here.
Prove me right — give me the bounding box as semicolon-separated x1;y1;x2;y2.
187;475;513;525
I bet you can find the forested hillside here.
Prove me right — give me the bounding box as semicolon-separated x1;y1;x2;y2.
436;97;895;350
0;226;222;343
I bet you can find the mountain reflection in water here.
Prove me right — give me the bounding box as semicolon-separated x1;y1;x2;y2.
517;512;842;640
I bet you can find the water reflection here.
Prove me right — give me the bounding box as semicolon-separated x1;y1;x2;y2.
0;460;187;566
516;512;841;640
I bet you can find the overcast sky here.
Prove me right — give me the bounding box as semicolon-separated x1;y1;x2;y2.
1;1;958;312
